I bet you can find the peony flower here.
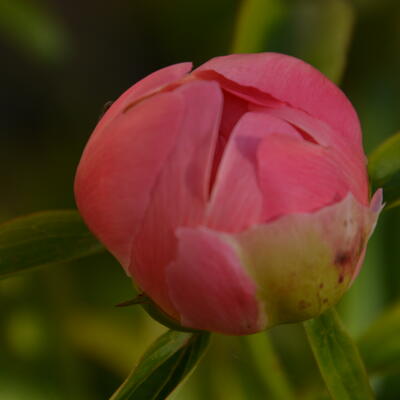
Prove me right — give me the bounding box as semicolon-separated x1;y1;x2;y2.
74;53;382;335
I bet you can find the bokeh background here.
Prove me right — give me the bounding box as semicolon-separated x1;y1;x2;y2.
0;0;399;399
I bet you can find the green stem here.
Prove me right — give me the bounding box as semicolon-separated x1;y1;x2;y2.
244;332;294;400
303;308;375;400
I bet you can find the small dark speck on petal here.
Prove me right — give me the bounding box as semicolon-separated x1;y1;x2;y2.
335;252;351;266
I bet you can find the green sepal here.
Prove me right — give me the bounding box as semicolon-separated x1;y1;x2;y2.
119;292;203;334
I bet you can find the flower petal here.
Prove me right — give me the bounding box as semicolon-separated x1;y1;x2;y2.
350;189;384;283
257;133;352;221
74;91;185;268
255;106;369;204
96;62;192;134
195;53;361;148
206;112;299;232
167;227;265;335
131;80;223;317
230;194;381;327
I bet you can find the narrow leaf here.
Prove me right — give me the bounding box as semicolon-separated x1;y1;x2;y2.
290;0;355;83
358;302;400;374
0;0;69;63
368;131;400;207
0;210;104;278
303;308;375;400
110;330;210;400
242;332;294;400
231;0;285;53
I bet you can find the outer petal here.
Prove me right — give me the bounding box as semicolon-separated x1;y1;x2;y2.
257;133;351;221
229;193;382;327
131;80;223;318
255;106;369;204
167;227;265;335
206;112;299;232
96;62;192;135
74;92;185;268
195;53;362;148
350;189;384;283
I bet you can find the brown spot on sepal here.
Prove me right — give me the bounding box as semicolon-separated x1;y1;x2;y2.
335;252;352;266
334;229;366;284
299;300;312;310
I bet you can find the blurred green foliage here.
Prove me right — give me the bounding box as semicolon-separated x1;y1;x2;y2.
0;0;69;63
368;132;400;207
0;211;103;278
0;0;399;399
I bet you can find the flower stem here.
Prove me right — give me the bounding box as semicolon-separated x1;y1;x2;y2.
303;307;375;400
243;332;295;400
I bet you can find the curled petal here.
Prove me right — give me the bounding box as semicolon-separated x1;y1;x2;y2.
256;106;369;204
350;189;384;283
196;53;362;148
207;112;299;231
257;133;351;221
131;80;223;317
167;227;266;335
96;62;192;134
74;92;185;268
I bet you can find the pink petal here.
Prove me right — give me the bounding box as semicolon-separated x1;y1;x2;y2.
254;106;369;204
74;91;185;268
257;133;351;221
350;189;383;283
209;91;249;190
96;62;192;135
219;90;249;139
195;53;362;148
167;227;265;335
131;80;223;318
206;112;299;232
230;194;381;326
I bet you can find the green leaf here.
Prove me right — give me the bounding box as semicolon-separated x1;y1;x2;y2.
358;302;400;375
0;0;69;63
231;0;285;53
290;0;355;84
242;332;294;400
368;131;400;207
303;308;375;400
231;0;354;84
110;330;210;400
0;210;104;278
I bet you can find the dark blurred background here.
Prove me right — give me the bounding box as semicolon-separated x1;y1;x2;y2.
0;0;399;399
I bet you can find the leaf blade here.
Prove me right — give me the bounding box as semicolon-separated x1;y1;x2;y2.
290;0;355;83
0;0;69;63
368;131;400;207
358;302;400;375
110;330;210;400
303;308;375;400
0;210;103;278
231;0;285;54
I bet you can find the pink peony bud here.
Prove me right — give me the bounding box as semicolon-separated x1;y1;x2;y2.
75;53;382;335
